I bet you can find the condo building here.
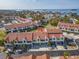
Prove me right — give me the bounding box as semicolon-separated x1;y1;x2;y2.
4;28;64;50
58;22;79;33
5;22;42;33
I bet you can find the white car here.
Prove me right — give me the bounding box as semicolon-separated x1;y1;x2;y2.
15;49;22;54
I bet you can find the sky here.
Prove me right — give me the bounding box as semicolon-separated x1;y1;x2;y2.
0;0;79;9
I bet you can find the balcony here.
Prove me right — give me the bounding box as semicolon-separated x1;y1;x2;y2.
49;38;64;42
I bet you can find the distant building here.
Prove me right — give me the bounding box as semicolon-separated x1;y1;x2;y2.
5;21;42;33
16;17;32;23
0;23;4;28
69;18;78;24
1;16;18;24
58;22;79;33
44;14;53;19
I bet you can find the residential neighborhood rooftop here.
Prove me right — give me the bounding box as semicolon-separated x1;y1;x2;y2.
5;22;33;29
4;28;63;42
13;54;79;59
14;54;50;59
58;22;79;29
0;9;79;59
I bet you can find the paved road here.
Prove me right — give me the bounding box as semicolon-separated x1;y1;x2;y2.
12;49;79;58
27;50;79;56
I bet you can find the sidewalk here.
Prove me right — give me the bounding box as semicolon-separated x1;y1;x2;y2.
28;47;78;52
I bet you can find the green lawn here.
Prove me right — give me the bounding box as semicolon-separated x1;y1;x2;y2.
45;23;57;29
0;30;6;40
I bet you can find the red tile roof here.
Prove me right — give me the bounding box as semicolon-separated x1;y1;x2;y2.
33;32;48;40
36;54;50;59
5;22;34;29
15;55;35;59
15;54;50;59
36;27;47;32
4;33;17;42
58;22;79;29
17;17;32;22
4;32;33;42
48;34;63;38
47;28;62;33
4;28;63;42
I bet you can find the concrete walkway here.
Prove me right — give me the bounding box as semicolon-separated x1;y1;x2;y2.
28;47;78;52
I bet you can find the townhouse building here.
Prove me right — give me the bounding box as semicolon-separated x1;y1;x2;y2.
5;22;42;33
58;22;79;33
4;28;64;49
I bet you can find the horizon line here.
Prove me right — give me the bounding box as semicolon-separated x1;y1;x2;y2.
0;8;79;10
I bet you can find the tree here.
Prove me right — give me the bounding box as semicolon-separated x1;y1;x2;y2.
48;41;52;47
19;14;26;18
0;30;6;38
76;20;79;24
0;30;6;46
64;51;70;59
50;20;58;26
63;15;70;23
0;15;3;18
32;14;45;21
0;40;4;46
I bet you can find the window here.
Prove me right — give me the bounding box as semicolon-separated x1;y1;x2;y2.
40;40;45;41
46;39;48;41
13;29;17;32
49;38;52;41
15;45;18;47
60;27;62;29
65;28;67;30
18;41;22;43
63;28;65;30
6;29;9;30
27;41;31;43
71;29;74;31
38;39;40;41
60;38;64;40
24;40;26;43
33;40;36;42
53;38;55;40
57;38;60;40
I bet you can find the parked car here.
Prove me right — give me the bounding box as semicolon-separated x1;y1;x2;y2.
14;49;23;54
5;49;14;54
